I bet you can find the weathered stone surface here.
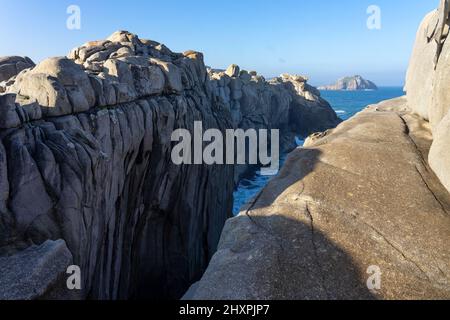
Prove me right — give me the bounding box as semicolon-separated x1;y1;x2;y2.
430;27;450;129
404;10;438;121
150;58;183;93
0;240;73;300
0;56;35;83
405;1;450;194
429;112;450;192
0;94;21;129
187;98;450;300
7;57;96;116
207;67;340;182
318;75;378;91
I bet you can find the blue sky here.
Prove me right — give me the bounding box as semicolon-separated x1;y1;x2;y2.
0;0;439;86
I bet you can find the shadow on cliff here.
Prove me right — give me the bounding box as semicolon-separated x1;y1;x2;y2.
189;213;377;300
245;147;323;211
224;147;378;299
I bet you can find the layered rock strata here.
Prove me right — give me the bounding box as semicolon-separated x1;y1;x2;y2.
0;56;35;93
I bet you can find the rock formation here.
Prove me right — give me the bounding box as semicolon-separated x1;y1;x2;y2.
318;75;378;91
0;240;75;300
0;31;339;299
405;0;450;193
186;2;450;300
187;97;450;300
207;69;340;182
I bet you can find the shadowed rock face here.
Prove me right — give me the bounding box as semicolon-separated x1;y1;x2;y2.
187;97;450;300
0;31;339;300
0;56;35;81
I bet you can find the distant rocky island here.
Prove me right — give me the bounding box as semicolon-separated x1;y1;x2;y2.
318;75;378;91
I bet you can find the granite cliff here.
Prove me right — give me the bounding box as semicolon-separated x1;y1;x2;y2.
187;2;450;300
0;31;339;299
405;0;450;194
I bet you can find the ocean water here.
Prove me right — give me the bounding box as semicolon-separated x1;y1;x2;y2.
232;87;405;215
320;87;405;121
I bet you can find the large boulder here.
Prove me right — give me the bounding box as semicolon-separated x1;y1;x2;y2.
429;112;450;192
8;57;96;116
404;11;438;121
0;30;341;301
430;30;450;129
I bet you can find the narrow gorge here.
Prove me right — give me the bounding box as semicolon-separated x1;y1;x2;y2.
0;31;339;299
2;1;450;301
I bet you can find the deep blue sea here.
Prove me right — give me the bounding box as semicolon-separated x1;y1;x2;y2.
232;87;405;215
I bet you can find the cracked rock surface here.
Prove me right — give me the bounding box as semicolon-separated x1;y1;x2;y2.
187;97;450;300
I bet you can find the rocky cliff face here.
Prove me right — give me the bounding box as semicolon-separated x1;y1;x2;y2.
186;2;450;300
0;56;35;93
0;31;339;300
318;75;378;91
187;97;450;300
207;67;340;182
405;0;450;194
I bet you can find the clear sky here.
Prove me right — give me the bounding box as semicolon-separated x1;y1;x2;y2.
0;0;439;86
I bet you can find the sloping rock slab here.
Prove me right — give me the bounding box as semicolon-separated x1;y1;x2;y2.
0;240;73;300
187;97;450;300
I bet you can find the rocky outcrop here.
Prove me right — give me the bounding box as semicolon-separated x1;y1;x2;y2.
318;75;378;91
186;2;450;300
0;31;234;300
405;0;450;193
187;97;450;300
208;69;340;181
0;56;35;93
0;31;339;300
